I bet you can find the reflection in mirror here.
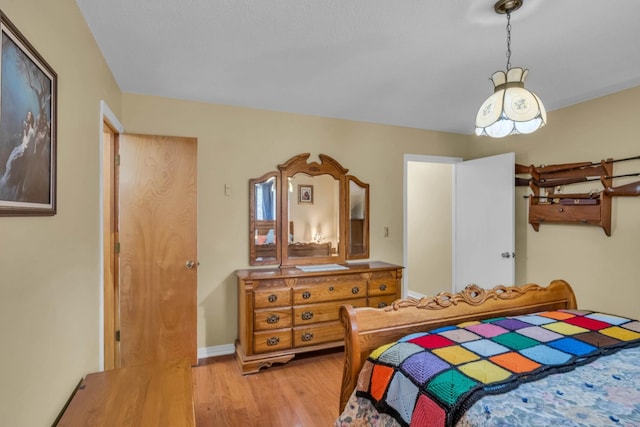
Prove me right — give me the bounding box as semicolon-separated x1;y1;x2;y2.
347;176;369;258
249;173;279;266
287;173;340;258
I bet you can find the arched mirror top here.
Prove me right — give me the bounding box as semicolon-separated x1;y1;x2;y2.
249;153;369;268
278;153;349;179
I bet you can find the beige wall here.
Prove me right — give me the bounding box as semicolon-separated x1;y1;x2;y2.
120;93;469;351
468;86;640;320
407;161;453;296
0;0;121;425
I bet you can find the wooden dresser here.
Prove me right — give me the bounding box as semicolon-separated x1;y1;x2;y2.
236;261;402;374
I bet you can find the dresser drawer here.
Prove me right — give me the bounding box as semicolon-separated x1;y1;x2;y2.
293;276;365;304
368;271;398;297
253;329;292;354
368;295;397;309
293;321;343;347
254;287;291;309
254;309;292;331
293;298;366;326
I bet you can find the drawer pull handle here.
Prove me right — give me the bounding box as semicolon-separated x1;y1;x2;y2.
328;286;335;291
302;291;311;299
268;294;278;303
266;337;280;346
266;314;280;324
352;287;360;295
301;311;314;320
301;332;314;342
379;284;387;291
378;302;388;308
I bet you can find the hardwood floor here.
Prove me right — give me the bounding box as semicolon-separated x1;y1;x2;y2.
192;349;344;427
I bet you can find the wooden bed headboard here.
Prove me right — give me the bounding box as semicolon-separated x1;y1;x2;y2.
338;280;577;412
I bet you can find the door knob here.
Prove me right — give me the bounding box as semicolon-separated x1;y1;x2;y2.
185;260;196;269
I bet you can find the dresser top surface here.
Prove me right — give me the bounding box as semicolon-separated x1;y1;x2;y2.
237;261;402;280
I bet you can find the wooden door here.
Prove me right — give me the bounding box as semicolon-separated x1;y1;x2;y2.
454;152;515;291
117;134;198;367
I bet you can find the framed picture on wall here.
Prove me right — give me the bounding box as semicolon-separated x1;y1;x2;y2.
0;10;57;216
298;185;313;204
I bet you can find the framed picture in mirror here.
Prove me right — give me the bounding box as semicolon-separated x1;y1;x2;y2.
298;184;313;204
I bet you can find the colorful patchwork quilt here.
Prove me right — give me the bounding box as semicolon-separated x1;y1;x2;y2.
354;310;640;427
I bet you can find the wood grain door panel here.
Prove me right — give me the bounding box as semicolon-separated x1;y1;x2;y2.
118;134;197;367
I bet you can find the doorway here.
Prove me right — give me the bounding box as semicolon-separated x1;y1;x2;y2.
404;155;460;298
99;102;198;369
403;153;515;299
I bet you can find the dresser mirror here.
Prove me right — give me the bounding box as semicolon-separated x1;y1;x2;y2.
249;153;369;267
249;172;280;265
347;176;369;259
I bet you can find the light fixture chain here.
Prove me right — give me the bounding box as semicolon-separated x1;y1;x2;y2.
505;10;512;71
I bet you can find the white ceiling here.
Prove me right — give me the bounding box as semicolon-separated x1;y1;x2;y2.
75;0;640;135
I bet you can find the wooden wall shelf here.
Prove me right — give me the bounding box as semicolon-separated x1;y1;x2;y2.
519;159;614;236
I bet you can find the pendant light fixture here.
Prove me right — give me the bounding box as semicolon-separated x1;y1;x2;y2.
475;0;546;138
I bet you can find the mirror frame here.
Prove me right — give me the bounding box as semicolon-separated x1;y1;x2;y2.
249;153;370;267
249;171;281;266
279;153;347;267
346;175;370;259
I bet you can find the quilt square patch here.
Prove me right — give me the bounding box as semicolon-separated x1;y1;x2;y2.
492;318;533;330
433;345;480;365
586;313;630;325
426;369;478;407
462;339;509;357
410;334;456;349
600;326;640;342
410;394;446;427
370;364;395;400
439;328;481;343
516;314;556;325
459;360;511;384
387;372;420;424
465;323;509;338
547;337;597;356
564;316;610;331
520;344;572;365
516;325;564;342
543;321;589;335
401;351;450;384
492;332;539;350
489;352;540;373
538;311;576;320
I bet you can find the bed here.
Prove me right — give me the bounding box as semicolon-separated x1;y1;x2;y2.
336;280;640;426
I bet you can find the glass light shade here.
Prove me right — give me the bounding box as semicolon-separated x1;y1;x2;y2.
475;67;546;138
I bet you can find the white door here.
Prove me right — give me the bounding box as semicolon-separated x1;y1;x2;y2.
454;152;515;291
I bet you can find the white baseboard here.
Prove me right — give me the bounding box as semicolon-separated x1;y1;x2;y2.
407;290;426;299
197;343;235;360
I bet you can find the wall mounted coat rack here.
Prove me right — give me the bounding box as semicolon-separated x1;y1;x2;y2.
515;156;640;236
